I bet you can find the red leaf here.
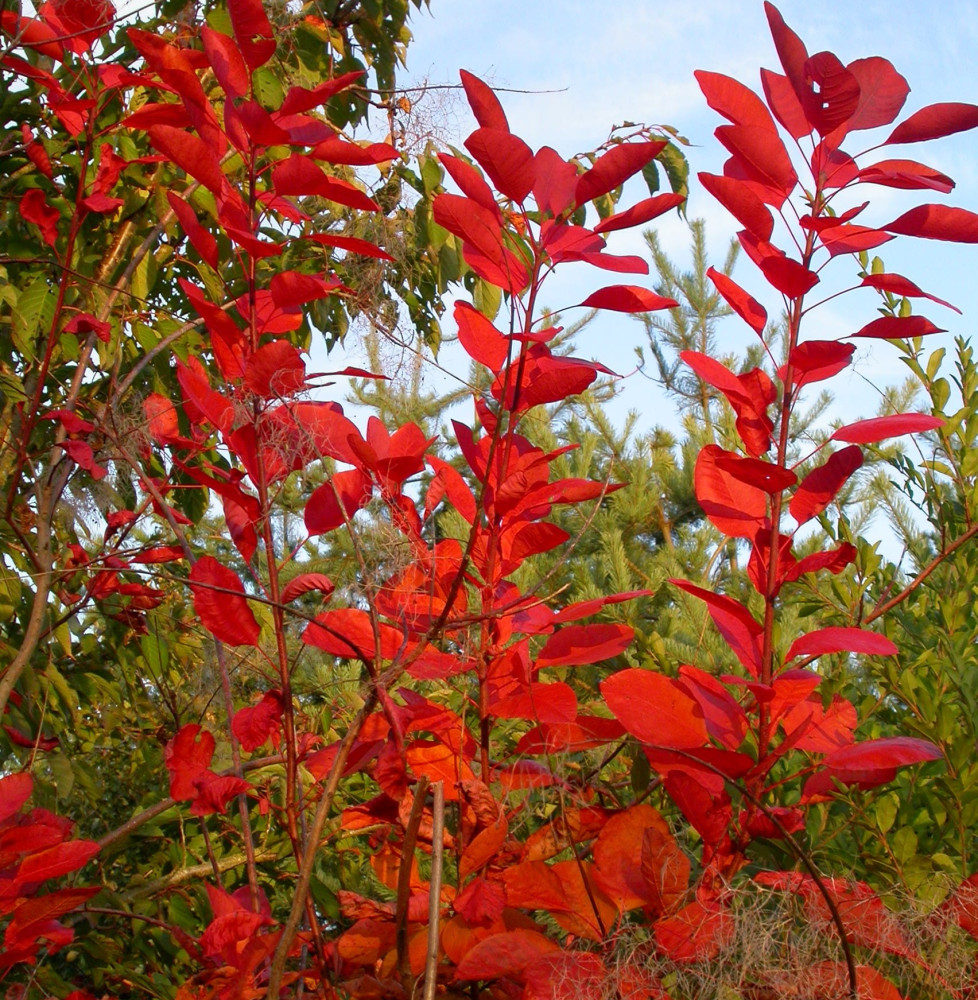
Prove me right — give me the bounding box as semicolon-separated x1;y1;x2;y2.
704;267;767;336
279;71;365;116
760;68;810;139
655;900;735;963
455;300;509;372
799;51;860;136
0;773;33;823
533;146;578;218
593;804;680;911
190;772;251;815
699;174;773;244
884;204;978;243
433;194;521;286
304;468;373;535
671;579;763;677
831;412;943;444
682;350;776;456
575;140;667;206
851;315;944;340
857;159;955;194
4;726;55;753
503;522;570;564
763;3;810;121
694;70;775;131
578;285;677;313
592;193;685;234
438;152;498;213
0;13;65;60
790;542;858;581
271;155;379;211
243;341;306;397
602;669;708;749
535;623;634;668
232;690;284;751
459;69;509;131
810;141;859;189
455;929;559;980
845;57;910;131
188;556;261;647
694;444;768;538
497;348;607;412
201;26;250;100
426;455;477;524
860;272;959;313
462;244;530;294
785;340;855;387
16;840;99;883
258;400;364;469
464;127;535;203
304;233;394;261
302;608;403;662
823;736;942;772
714;453;795;493
227;0;275;69
280;573;334;603
454;878;506;927
164;724;215;800
678;664;748;750
20;190;60;247
579;251;648;274
270;270;337;308
147;125;226;197
491;681;577;725
715;125;797;205
817;224;894;257
886;102;978;144
166;191;218;270
789;445;863;524
786;626;897;661
759;255;819;297
308;137;396;165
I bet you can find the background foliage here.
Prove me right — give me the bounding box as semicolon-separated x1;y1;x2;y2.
2;0;978;998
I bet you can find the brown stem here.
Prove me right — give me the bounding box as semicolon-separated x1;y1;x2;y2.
396;775;430;996
122;849;278;900
865;521;978;624
423;781;445;1000
213;642;261;910
0;515;52;719
97;754;284;851
265;692;378;997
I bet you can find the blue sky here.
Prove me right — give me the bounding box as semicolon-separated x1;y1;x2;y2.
391;1;978;429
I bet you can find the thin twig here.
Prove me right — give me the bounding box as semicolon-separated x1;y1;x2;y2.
423;781;445;1000
396;775;430;997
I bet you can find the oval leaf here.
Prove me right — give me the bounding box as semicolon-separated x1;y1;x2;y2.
536;623;634;668
786;626;897;661
189;556;261;647
579;285;678;313
831;413;943;444
789;445;863;524
886;102;978;144
884;204;978;243
602;669;708;749
850;315;944;340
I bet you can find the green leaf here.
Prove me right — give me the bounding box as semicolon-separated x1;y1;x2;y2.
875;792;899;835
641;160;660;196
12;276;55;361
473;278;501;320
657;141;689;201
48;752;75;799
0;564;22;621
